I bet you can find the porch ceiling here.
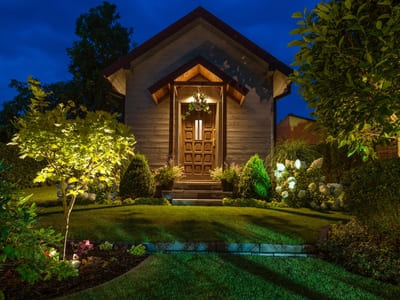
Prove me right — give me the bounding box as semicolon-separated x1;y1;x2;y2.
148;56;249;105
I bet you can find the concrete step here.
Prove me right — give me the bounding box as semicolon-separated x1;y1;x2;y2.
172;198;223;206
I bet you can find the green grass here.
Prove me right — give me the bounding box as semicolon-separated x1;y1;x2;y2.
62;253;400;300
36;205;351;244
23;185;58;205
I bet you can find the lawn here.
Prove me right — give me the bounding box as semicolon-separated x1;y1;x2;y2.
62;253;400;300
36;204;351;245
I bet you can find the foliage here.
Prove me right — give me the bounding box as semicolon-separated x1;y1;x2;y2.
273;158;344;209
311;142;363;182
99;241;114;251
129;197;171;206
128;244;146;256
66;1;133;113
237;154;272;201
0;161;77;285
9;77;135;259
182;92;211;120
265;140;320;173
342;158;400;240
222;197;269;209
318;219;400;285
154;164;184;188
119;154;155;199
0;143;46;188
290;0;400;159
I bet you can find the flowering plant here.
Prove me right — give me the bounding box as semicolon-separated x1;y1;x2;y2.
70;240;94;258
154;165;184;188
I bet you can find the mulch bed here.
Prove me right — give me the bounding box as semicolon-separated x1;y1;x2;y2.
0;243;148;300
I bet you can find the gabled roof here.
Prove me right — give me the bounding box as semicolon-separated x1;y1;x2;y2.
103;6;292;78
148;56;249;105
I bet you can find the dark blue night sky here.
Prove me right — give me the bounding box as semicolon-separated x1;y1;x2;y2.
0;0;320;122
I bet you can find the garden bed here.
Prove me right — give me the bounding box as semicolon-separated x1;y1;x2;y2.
0;243;148;299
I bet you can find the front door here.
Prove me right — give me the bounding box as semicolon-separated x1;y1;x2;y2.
180;103;216;180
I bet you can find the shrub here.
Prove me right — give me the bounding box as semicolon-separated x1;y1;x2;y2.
99;241;113;251
318;220;400;284
0;161;77;285
132;197;171;206
128;244;146;256
119;154;155;199
0;143;46;188
265;140;321;173
222;197;269;209
342;158;400;239
238;154;272;201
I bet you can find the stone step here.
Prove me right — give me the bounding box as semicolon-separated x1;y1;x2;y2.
173;181;222;191
172;198;223;206
171;190;231;199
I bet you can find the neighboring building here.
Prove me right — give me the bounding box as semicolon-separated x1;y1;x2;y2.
104;7;291;180
277;114;399;160
276;114;322;145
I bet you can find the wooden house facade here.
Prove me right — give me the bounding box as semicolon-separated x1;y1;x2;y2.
103;7;291;180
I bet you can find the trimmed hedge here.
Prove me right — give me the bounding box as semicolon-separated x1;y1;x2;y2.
119;154;155;199
0;143;46;188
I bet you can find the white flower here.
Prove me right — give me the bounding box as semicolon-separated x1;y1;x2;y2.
295;159;302;170
308;182;317;191
275;186;282;193
319;183;329;195
298;190;306;198
288;181;296;190
276;163;286;172
281;191;289;199
307;157;323;172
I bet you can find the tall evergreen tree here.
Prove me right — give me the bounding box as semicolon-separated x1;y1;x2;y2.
66;1;133;113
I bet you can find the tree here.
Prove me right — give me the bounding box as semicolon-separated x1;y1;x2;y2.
0;79;73;143
66;1;133;113
290;0;400;159
9;77;136;259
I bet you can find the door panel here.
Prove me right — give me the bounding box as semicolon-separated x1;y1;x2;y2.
181;104;216;179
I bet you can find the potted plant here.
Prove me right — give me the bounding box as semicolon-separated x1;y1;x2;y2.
210;163;241;193
154;164;184;196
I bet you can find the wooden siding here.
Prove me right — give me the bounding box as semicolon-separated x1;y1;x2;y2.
125;22;273;168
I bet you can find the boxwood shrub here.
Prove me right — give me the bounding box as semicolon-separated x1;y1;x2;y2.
119;154;155;199
222;197;268;209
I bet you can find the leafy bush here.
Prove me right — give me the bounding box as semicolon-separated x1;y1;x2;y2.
273;158;344;209
119;154;155;199
99;241;113;251
132;197;171;206
0;143;46;188
266;140;321;173
312;142;363;182
128;244;146;256
222;197;269;209
318;220;400;284
238;154;272;201
0;161;77;285
342;158;400;239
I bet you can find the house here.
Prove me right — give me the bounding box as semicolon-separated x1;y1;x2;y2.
104;7;291;180
276;114;323;145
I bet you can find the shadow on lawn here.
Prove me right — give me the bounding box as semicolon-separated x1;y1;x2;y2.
269;208;351;222
220;255;334;300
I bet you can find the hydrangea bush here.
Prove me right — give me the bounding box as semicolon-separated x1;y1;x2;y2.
273;158;344;209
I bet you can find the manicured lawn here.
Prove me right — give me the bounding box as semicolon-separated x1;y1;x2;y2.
36;205;351;244
23;185;58;205
62;253;400;300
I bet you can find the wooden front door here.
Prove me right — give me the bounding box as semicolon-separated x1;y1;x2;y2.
181;104;216;179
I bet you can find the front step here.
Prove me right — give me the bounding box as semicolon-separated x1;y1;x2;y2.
163;180;231;206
